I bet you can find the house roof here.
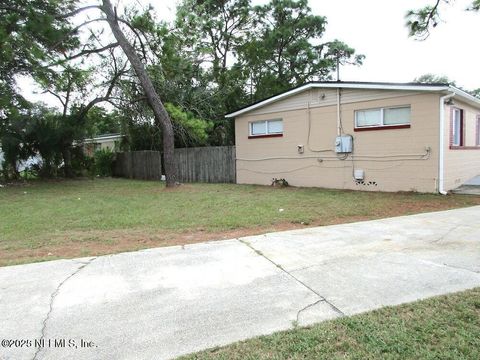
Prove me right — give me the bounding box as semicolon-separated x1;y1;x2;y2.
225;81;480;118
83;133;123;143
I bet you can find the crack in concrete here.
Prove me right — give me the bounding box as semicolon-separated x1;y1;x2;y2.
393;252;480;278
71;258;96;265
237;238;345;318
440;262;480;274
295;299;326;325
431;225;462;244
32;257;97;360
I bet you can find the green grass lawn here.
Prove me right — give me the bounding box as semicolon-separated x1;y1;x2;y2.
1;178;479;266
180;288;480;360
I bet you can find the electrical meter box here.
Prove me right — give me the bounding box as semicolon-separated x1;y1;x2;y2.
354;169;365;180
334;135;353;153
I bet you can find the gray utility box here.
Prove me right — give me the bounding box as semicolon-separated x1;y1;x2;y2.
335;135;353;153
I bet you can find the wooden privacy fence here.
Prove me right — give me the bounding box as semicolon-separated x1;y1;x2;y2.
114;151;162;180
175;146;236;183
113;146;236;183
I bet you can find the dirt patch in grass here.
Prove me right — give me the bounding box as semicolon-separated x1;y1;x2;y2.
0;203;473;267
2;179;480;266
0;223;307;266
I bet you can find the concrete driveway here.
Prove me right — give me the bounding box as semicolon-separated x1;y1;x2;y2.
1;206;480;360
453;175;480;195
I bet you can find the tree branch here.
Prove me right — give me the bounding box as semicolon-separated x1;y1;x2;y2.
63;42;119;62
76;53;128;119
44;89;66;109
116;18;149;62
51;18;107;51
56;5;101;19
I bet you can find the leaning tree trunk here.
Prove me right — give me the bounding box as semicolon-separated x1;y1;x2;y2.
101;0;177;187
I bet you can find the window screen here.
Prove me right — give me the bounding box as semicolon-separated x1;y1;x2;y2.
251;121;267;135
267;120;283;134
356;109;381;127
250;119;283;136
384;107;411;125
452;109;462;146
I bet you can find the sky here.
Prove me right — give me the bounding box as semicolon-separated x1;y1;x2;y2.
147;0;480;88
21;0;480;106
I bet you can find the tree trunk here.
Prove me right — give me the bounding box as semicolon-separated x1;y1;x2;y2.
9;158;20;180
101;0;177;187
62;147;74;178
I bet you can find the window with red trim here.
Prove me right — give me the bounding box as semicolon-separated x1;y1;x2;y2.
354;106;411;130
451;108;464;146
476;116;480;146
249;119;283;138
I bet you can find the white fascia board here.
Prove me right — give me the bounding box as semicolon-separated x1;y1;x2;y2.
315;83;449;92
225;83;451;118
225;83;312;118
94;135;123;141
83;135;123;143
448;86;480;108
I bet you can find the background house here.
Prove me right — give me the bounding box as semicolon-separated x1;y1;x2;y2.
226;82;480;193
82;133;123;156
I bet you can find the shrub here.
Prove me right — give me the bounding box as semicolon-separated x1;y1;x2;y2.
71;146;94;178
94;148;115;177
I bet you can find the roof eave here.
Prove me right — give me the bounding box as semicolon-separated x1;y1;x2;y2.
224;82;465;118
447;86;480;107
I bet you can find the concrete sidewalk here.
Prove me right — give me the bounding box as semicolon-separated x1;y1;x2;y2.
1;206;480;360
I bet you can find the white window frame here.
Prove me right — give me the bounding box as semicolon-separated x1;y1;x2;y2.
451;108;463;146
249;119;283;137
354;105;411;129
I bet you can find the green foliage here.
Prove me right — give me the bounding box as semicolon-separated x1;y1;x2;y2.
0;0;79;116
0;105;35;179
470;88;480;98
413;74;479;98
86;107;122;136
414;74;454;85
0;101;104;180
70;146;95;178
117;101;213;151
118;0;362;146
2;0;366;154
471;0;480;11
94;148;115;177
27;112;63;178
238;0;363;100
164;103;213;147
173;0;363;108
407;1;479;39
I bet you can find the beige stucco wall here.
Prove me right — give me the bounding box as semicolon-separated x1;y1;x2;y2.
83;139;119;156
443;99;480;191
99;140;117;151
235;90;442;193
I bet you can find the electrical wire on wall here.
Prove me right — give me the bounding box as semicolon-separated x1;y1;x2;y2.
337;88;346;135
237;148;431;162
239;149;430;173
306;101;333;153
237;86;433;180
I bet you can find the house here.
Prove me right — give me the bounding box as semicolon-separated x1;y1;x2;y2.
226;81;480;193
82;133;123;156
